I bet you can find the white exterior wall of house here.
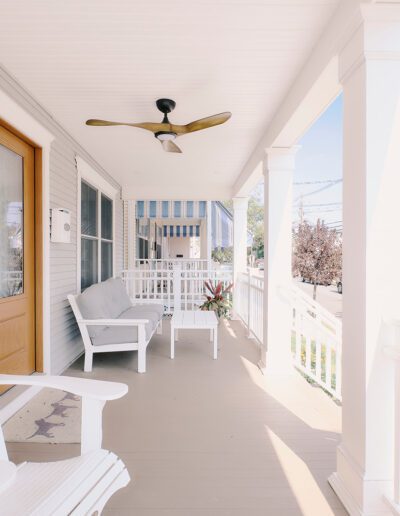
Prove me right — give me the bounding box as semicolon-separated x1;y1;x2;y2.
0;66;124;375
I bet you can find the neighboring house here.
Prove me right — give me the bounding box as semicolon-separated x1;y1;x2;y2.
124;200;251;264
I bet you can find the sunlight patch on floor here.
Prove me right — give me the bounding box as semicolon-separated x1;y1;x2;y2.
267;427;336;516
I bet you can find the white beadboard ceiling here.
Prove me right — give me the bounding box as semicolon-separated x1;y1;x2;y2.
0;0;340;199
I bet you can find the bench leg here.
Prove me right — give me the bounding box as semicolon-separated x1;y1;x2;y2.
138;344;146;373
213;328;218;360
84;351;93;372
170;325;175;359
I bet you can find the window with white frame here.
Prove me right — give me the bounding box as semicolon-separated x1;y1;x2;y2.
81;180;113;290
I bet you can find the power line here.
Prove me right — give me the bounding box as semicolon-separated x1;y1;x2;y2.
293;179;342;186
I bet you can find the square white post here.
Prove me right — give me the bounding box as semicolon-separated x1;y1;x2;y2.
232;197;249;314
261;147;298;374
329;5;400;514
206;200;212;271
127;200;136;270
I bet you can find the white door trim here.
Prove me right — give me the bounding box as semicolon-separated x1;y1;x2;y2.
0;88;55;374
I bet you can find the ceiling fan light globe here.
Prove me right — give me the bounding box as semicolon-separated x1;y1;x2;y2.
155;131;177;141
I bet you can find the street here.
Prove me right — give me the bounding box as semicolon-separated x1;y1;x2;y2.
295;278;342;319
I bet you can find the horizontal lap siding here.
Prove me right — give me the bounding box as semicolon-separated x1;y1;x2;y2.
49;141;81;374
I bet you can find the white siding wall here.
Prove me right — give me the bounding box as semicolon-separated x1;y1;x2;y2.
0;66;124;374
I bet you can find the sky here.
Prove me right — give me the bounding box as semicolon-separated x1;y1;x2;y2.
294;93;343;230
251;93;343;231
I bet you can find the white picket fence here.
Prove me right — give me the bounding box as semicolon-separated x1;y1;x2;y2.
235;269;342;400
121;261;232;313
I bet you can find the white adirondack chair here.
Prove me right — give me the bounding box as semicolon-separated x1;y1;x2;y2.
0;374;130;515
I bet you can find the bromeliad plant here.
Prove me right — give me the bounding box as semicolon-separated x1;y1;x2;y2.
200;280;233;318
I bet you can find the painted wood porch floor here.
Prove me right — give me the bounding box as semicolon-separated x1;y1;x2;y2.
8;319;346;516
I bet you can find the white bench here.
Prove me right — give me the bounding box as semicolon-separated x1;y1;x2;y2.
170;310;219;360
68;277;164;373
0;374;130;515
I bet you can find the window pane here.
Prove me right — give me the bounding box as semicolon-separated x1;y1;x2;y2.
101;194;112;240
101;241;113;281
81;182;97;237
0;144;23;298
149;200;157;218
174;201;181;218
137;200;144;218
162;201;169;218
186;201;193;218
199;201;206;218
81;238;98;290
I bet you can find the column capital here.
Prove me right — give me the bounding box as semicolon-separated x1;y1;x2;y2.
339;3;400;84
263;146;300;176
232;196;249;211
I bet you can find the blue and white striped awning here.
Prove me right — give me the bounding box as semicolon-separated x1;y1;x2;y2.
136;200;207;219
163;225;200;237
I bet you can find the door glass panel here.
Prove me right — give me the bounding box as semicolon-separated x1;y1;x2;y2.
81;238;98;290
0;144;23;298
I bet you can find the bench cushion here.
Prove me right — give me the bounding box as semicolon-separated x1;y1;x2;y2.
76;278;132;338
91;304;164;346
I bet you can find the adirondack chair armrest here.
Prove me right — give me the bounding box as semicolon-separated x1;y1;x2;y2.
80;318;149;326
0;374;128;401
0;375;128;455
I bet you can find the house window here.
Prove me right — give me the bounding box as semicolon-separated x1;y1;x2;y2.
81;181;113;290
174;201;181;218
186;201;194;218
199;201;206;218
149;200;157;218
162;201;169;218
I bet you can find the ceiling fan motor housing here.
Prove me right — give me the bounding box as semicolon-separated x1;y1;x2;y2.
156;98;176;114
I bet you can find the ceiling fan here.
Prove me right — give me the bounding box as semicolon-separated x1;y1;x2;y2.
86;98;231;154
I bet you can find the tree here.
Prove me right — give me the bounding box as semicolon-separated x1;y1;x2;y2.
292;220;342;300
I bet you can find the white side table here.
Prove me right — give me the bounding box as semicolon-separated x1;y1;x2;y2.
170;310;219;360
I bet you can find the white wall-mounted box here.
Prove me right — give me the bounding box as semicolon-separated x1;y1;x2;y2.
51;208;71;243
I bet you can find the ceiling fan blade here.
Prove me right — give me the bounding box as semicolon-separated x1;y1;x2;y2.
86;119;169;133
161;140;182;153
174;112;232;135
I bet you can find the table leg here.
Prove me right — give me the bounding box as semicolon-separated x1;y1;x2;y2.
171;325;175;359
213;326;218;360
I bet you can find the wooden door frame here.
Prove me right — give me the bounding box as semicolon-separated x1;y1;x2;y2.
0;121;44;371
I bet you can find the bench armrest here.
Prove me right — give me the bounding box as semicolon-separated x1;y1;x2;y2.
80;318;149;326
0;374;128;401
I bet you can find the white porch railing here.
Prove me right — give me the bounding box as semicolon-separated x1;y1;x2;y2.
121;262;232;313
235;269;342;400
235;270;264;343
292;285;342;400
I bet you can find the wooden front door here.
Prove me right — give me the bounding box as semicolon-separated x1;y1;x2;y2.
0;126;35;376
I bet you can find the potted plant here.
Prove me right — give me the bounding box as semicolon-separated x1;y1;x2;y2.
199;280;233;319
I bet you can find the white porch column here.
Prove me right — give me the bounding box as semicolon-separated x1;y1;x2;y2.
329;5;400;514
233;197;249;312
206;200;212;270
261;147;298;374
127;200;136;269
